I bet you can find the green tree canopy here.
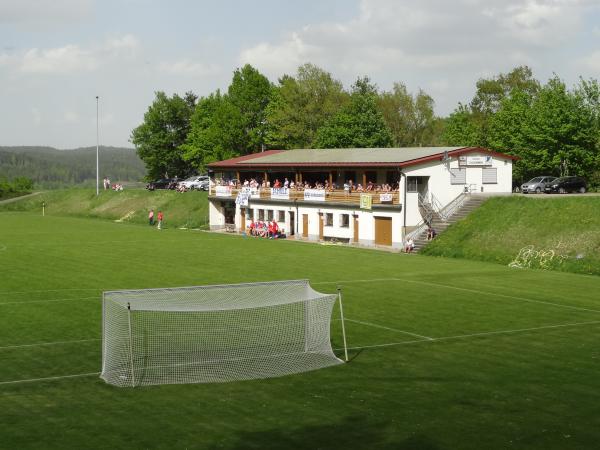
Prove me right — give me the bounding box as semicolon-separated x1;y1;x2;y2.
378;82;438;146
314;77;393;148
130;91;197;179
227;64;273;153
264;64;348;149
181;91;245;172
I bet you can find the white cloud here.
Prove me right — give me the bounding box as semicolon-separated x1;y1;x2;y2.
31;107;41;126
0;0;93;26
63;111;79;123
21;45;98;74
239;0;597;113
580;50;600;71
157;59;221;77
3;34;141;75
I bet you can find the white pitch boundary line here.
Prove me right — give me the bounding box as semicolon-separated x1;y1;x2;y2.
336;320;600;351
0;288;101;295
315;277;600;315
0;338;100;351
345;318;433;340
0;372;101;386
0;296;99;306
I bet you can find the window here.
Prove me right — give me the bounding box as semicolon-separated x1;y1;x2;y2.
325;213;333;226
267;210;274;221
482;168;497;184
407;177;418;192
258;209;264;221
450;168;466;185
278;210;285;222
340;214;349;228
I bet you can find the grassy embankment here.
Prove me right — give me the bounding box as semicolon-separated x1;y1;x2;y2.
421;196;600;275
0;188;209;229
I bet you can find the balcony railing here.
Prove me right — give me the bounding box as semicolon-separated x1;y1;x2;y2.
210;186;401;206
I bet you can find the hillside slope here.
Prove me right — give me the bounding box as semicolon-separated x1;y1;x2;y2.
0;188;209;229
421;196;600;275
0;146;145;187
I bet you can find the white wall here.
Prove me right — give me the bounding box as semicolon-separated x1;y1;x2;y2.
209;200;225;230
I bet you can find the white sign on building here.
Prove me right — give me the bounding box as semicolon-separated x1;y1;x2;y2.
271;187;290;200
304;189;326;202
215;186;232;197
459;155;492;166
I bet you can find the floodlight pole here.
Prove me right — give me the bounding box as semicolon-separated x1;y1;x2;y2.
127;302;136;387
337;286;349;362
96;96;99;196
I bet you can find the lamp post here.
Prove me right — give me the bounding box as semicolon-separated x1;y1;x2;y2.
96;95;99;196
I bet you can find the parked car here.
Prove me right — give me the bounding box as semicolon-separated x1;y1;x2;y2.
179;175;210;191
544;176;587;194
521;176;556;194
146;178;179;190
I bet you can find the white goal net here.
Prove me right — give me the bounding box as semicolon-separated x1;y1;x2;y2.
100;280;345;387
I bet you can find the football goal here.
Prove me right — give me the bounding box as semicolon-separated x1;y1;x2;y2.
100;280;348;387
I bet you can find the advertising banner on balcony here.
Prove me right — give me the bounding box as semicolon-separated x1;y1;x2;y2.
380;193;393;203
215;186;232;197
304;189;326;202
360;194;372;210
271;187;289;200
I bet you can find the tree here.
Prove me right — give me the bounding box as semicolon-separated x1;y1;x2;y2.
442;66;540;147
227;64;273;153
488;76;599;181
264;64;348;149
181;91;245;171
130;91;196;179
378;82;438;146
314;77;393;148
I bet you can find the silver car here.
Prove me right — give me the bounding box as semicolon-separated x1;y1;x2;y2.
521;176;555;194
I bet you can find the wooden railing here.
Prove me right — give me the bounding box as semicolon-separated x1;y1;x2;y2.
210;186;401;205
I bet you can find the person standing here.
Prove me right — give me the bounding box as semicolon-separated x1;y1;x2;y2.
157;210;164;229
148;209;154;226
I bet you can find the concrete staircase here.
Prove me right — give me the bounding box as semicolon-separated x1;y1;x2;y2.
412;194;489;253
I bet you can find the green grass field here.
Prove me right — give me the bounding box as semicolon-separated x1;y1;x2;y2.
1;212;600;449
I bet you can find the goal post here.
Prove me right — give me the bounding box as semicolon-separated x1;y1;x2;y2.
100;280;346;387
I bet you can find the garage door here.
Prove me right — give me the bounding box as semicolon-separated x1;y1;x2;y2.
374;217;392;246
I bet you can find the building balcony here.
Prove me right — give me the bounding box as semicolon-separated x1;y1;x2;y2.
209;186;401;207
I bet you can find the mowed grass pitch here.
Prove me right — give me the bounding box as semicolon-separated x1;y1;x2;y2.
1;213;600;450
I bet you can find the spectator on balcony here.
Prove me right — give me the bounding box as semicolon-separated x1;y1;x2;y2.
356;184;364;192
274;179;281;188
284;178;289;188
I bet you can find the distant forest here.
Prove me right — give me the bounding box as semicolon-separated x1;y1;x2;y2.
0;146;146;188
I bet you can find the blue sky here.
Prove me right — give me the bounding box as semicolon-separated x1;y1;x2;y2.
1;0;599;148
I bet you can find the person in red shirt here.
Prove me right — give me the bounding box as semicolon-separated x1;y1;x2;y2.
157;211;164;229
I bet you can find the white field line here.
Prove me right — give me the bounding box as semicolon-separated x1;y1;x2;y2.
0;338;100;351
315;277;600;315
345;318;433;340
336;320;600;351
0;372;100;386
0;288;101;295
0;296;99;306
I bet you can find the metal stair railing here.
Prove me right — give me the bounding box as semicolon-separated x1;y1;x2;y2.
437;191;470;221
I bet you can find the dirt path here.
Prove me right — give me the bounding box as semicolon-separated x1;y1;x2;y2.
0;192;43;205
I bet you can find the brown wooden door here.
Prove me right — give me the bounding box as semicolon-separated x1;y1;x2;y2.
302;214;309;238
353;215;359;242
318;213;324;240
374;216;392;246
240;209;245;232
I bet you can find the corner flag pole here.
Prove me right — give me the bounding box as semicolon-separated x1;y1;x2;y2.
126;302;136;387
337;286;349;362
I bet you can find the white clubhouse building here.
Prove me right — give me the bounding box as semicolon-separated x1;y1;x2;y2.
207;147;515;249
